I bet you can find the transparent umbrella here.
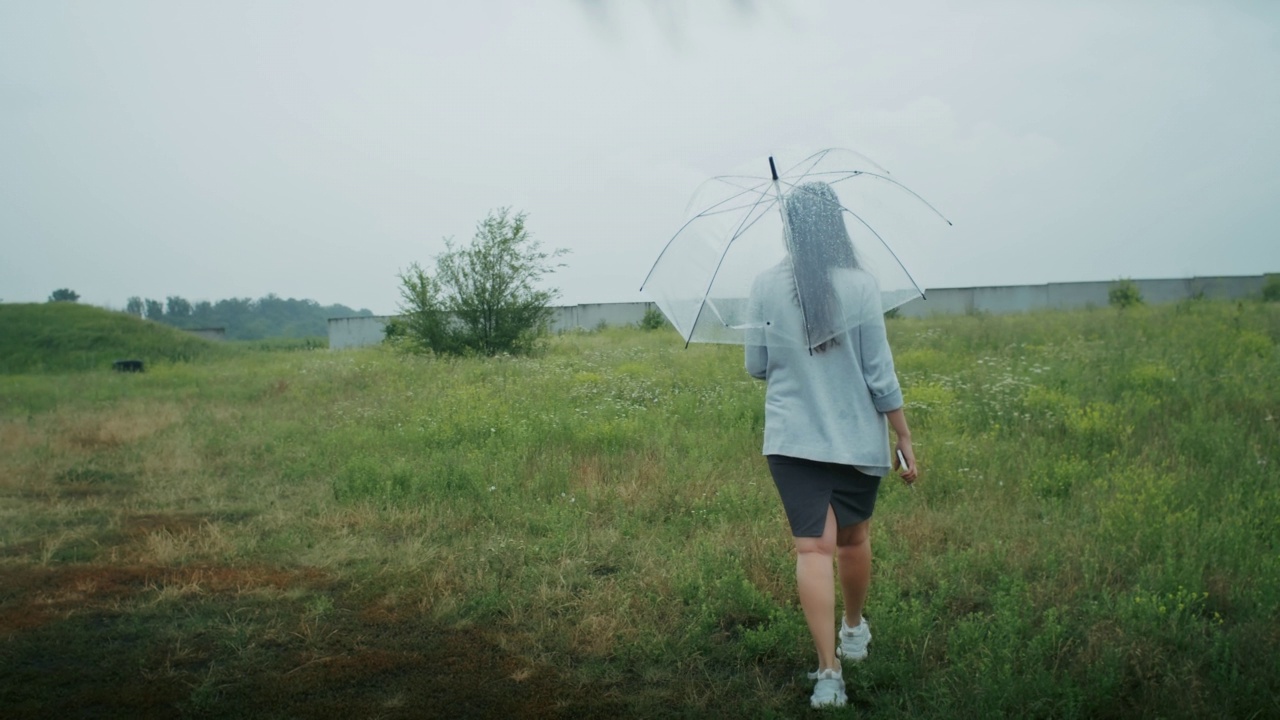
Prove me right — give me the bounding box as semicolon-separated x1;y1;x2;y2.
640;148;951;348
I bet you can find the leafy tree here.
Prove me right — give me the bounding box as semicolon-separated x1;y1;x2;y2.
125;296;144;317
166;296;192;319
124;293;371;339
398;208;567;356
48;288;80;303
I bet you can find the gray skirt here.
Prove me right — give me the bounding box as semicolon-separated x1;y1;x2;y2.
767;455;882;538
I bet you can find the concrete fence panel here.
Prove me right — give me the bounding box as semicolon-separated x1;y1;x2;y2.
897;288;972;317
1131;279;1188;305
549;302;655;333
329;275;1272;350
976;284;1051;314
1189;275;1266;300
1045;281;1112;309
329;315;393;350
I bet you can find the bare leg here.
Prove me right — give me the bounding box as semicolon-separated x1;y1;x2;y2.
793;506;839;671
836;520;871;627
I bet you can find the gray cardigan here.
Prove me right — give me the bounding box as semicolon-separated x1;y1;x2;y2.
744;265;903;476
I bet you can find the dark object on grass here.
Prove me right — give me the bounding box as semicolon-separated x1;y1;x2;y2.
113;359;144;373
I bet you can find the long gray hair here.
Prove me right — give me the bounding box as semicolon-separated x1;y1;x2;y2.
784;181;859;353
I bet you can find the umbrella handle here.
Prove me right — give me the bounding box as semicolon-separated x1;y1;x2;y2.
768;156;778;181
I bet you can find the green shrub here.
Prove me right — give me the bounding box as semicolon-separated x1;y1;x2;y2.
382;317;405;340
397;208;567;357
1108;278;1144;308
1262;274;1280;302
639;306;668;331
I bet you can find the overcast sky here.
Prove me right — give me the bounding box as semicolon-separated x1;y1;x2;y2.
2;0;1278;313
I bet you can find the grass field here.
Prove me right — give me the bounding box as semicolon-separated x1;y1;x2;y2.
1;300;1278;718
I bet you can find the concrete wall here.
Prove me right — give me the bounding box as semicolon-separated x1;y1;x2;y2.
548;302;657;333
895;275;1270;318
329;275;1272;349
329;315;394;350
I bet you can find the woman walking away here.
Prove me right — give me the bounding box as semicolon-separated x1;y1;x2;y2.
745;181;918;710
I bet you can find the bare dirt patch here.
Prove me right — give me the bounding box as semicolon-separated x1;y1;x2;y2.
0;563;320;636
0;565;153;634
0;560;624;718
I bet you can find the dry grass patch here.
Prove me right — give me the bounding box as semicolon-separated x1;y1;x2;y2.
137;433;203;485
137;521;238;565
0;420;41;455
56;401;184;452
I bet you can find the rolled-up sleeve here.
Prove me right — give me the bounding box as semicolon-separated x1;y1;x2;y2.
858;288;903;412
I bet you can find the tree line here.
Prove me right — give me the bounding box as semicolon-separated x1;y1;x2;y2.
47;205;562;350
121;294;373;340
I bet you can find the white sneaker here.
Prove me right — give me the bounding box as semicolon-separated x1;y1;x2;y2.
837;616;871;663
808;668;847;708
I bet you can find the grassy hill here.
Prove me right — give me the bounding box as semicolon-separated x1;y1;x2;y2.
0;303;224;374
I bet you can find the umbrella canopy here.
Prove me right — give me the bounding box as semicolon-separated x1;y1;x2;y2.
641;148;951;348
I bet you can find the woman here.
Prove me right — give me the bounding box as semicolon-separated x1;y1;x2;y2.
745;182;918;709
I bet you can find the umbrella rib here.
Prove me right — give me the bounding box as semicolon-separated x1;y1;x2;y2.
787;170;864;181
703;177;775;208
777;150;831;190
781;148;890;177
777;174;929;298
837;203;927;302
776;171;951;226
710;176;773;195
691;179;772;220
640;180;774;291
696;197;784;218
685;190;779;344
647;149;947;346
818;171;954;226
729;195;781;240
779;149;831;179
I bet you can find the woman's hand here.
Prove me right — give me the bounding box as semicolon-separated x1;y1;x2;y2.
885;408;918;486
895;439;918;485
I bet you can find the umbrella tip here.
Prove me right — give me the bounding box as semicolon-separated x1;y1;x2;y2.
768;156;778;181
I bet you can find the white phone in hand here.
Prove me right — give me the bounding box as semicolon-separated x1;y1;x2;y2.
896;448;909;472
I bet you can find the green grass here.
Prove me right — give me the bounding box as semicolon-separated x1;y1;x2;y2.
226;335;329;352
1;301;1278;718
0;303;227;373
